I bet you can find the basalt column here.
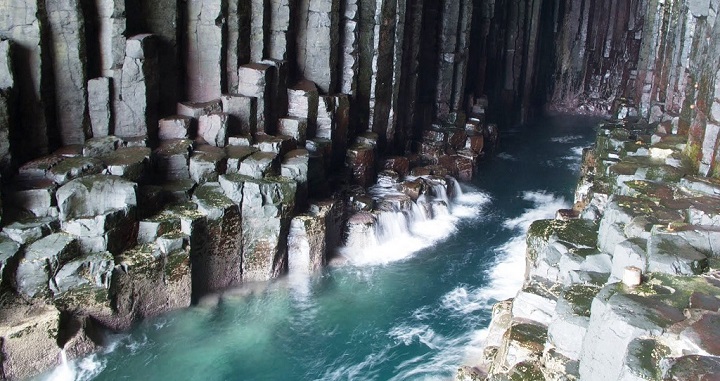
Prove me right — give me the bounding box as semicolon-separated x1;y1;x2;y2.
0;0;53;161
46;0;90;145
185;0;226;101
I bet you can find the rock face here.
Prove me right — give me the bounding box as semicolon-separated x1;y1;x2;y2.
468;113;720;381
0;0;719;379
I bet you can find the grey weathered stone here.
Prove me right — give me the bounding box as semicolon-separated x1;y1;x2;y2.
288;213;326;274
278;117;308;145
50;251;114;295
0;236;20;286
250;0;267;62
2;217;59;245
241;176;296;281
239;151;279;179
288;80;319;137
153;139;193;181
237;63;273;133
547;285;598;360
61;206;136;255
281;149;309;208
46;157;104;186
609;239;648;282
578;285;685;381
95;0;126;76
112;244;191;325
4;179;57;219
83;135;122;157
221;94;257;135
647;234;708;276
88;77;112;138
254;134;295;156
346;143;375;187
300;0;339;93
0;306;62;380
177;99;222;119
161;179;197;204
185;0;225;101
190;145;227;184
224;145;258;174
228;135;254;147
46;0;89;145
159;116;192;140
198;113;230;147
511;278;561;326
101;146;151;182
115;34;159;139
0;0;50;159
56;175;137;221
16;232;79;298
190;183;243;293
225;0;251;93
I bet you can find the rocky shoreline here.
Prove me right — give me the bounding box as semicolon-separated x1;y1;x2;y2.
457;109;720;380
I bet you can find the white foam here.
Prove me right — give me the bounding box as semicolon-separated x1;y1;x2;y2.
341;180;491;267
550;135;584;143
496;152;517;161
43;350;106;381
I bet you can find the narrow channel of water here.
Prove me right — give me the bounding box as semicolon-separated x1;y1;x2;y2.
41;115;600;381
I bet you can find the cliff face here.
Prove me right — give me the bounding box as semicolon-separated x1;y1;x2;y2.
0;0;719;379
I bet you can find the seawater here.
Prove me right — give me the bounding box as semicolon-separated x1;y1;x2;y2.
40;115;600;381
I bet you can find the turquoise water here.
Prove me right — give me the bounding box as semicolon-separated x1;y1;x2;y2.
46;115;600;381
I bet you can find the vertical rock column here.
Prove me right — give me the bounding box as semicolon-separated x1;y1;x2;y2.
339;0;359;96
226;0;251;92
435;0;473;124
114;34;159;139
237;63;273;133
141;0;182;114
0;39;14;171
250;0;268;62
301;0;340;93
186;0;226;101
268;0;292;60
0;0;51;159
96;0;126;77
46;0;90;145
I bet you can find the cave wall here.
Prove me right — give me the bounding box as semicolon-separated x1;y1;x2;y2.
0;0;719;171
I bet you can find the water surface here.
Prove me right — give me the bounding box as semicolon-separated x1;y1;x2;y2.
46;115;600;381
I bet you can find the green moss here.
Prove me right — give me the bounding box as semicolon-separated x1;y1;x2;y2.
562;285;600;317
625;338;670;379
509;323;547;348
527;219;598;249
509;361;545;381
627;273;720;311
164;250;190;283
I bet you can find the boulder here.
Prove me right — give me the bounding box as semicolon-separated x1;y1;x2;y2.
50;251;114;295
254;134;295;156
2;217;59;245
45;157;104;186
83;136;122;158
16;233;79;298
346;143;375;187
61;207;136;255
0;237;20;287
56;175;137;221
578;282;685;381
4;179;58;219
